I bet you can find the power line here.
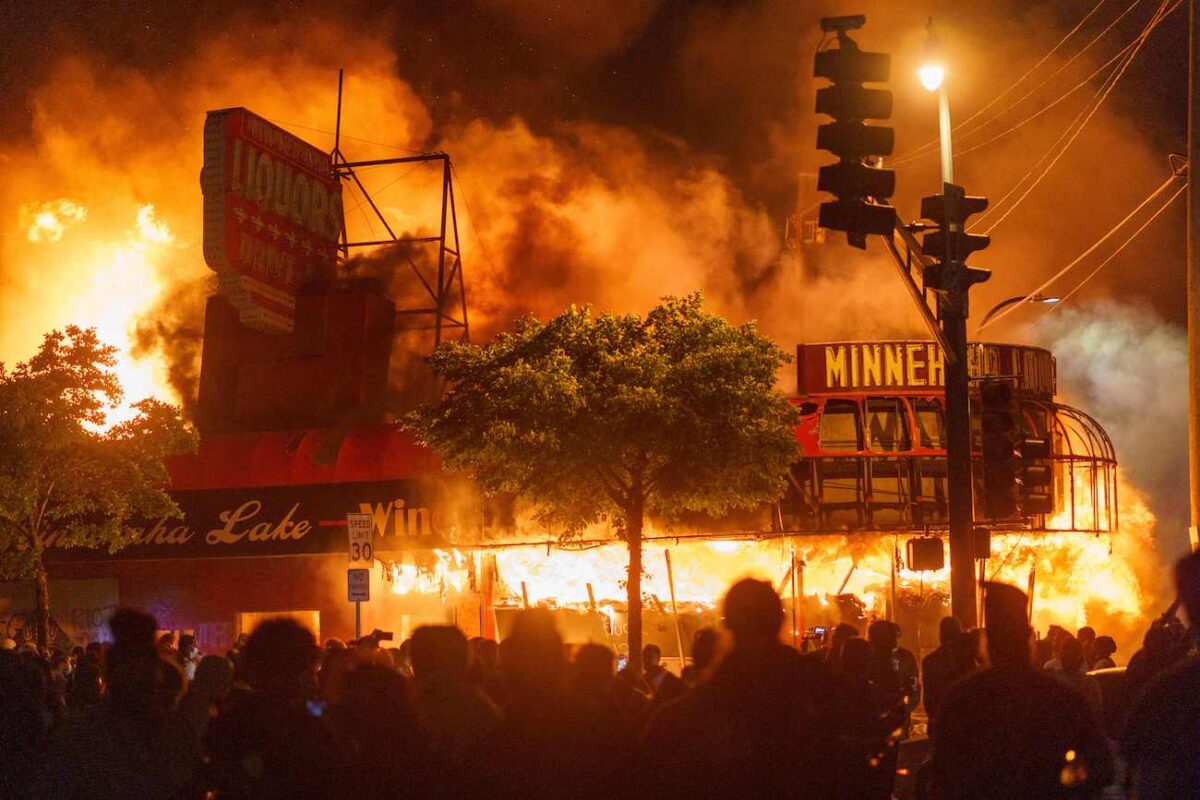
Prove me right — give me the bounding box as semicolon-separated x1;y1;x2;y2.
953;32;1142;160
266;117;431;157
973;0;1175;235
449;164;504;284
891;0;1114;162
977;172;1181;332
1036;181;1186;320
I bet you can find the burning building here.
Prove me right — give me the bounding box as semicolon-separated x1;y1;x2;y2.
9;105;1151;663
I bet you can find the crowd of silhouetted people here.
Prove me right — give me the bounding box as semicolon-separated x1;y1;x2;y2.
4;550;1200;799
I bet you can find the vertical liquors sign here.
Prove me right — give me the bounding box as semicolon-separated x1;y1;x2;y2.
201;107;343;333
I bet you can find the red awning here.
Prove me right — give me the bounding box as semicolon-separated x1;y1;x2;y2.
166;426;442;491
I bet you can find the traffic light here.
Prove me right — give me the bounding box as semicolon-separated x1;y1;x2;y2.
919;184;991;293
1018;431;1055;515
907;535;945;571
978;379;1019;520
813;15;896;249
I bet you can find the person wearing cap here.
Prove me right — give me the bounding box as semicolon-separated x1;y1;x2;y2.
927;582;1113;799
1123;550;1200;798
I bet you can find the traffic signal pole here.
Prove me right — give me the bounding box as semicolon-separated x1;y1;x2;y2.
812;14;985;626
942;288;978;628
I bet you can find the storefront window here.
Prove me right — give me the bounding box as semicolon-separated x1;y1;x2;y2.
865;397;911;452
914;398;945;448
819;399;861;451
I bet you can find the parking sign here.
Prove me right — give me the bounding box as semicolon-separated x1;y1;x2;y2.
347;568;370;602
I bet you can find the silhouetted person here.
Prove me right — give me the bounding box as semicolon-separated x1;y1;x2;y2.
570;643;646;767
830;636;899;799
331;662;433;799
1053;635;1102;716
51;608;197;799
0;649;51;797
482;608;620;798
468;636;504;705
641;579;837;797
1124;625;1176;701
681;626;719;686
922;616;963;733
928;583;1112;799
178;633;199;681
1091;635;1117;670
824;622;860;674
409;625;501;765
642;642;685;704
204;618;341;799
178;655;234;743
1077;626;1097;667
1123;549;1200;798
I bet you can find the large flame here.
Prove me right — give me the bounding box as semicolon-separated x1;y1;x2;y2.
384;476;1162;657
18;199;178;425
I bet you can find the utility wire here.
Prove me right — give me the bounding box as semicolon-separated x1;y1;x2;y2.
1036;181;1186;321
977;172;1180;332
266;117;431;156
449;164;504;285
892;0;1168;170
892;0;1113;162
973;0;1175;236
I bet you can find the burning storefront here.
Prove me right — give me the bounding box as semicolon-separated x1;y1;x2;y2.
12;107;1151;661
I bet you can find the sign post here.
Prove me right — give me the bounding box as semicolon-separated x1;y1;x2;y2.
346;512;374;639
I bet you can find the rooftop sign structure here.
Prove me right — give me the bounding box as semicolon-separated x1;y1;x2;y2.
201;107;343;333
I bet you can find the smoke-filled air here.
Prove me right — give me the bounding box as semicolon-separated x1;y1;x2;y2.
0;1;1189;641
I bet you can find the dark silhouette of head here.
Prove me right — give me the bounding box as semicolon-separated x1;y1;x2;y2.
642;643;662;669
722;579;783;649
190;655;234;701
983;582;1033;668
1076;626;1096;646
500;608;566;694
832;623;859;644
939;615;963;646
1176;548;1200;625
868;620;899;657
573;643;615;693
471;637;499;669
105;608;183;716
411;625;470;685
106;607;157;672
691;627;719;672
841;637;873;681
1060;635;1084;674
242;618;320;697
1093;635;1117;661
1142;624;1170;656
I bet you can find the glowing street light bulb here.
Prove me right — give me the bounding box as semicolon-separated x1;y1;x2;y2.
919;62;945;92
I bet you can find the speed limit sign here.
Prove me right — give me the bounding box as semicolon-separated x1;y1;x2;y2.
346;513;374;567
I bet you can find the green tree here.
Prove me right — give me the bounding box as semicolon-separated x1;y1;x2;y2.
410;294;798;670
0;326;195;648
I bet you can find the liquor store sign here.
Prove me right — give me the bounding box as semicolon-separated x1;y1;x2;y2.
201;107;343;333
797;341;1056;399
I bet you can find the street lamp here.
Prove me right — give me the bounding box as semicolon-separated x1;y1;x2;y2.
920;18;953;184
978;294;1060;330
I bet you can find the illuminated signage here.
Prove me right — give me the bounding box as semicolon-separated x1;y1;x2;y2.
201;107;342;333
797;341;1056;398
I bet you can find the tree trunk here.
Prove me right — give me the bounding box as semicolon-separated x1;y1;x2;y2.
33;557;51;650
625;507;644;675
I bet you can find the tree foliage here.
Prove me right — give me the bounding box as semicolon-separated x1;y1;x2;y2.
409;294;799;665
0;326;195;645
